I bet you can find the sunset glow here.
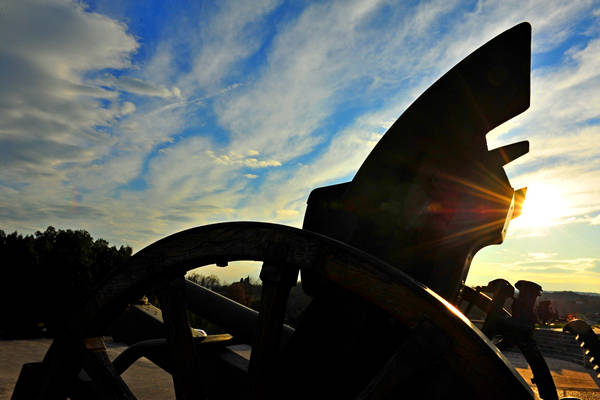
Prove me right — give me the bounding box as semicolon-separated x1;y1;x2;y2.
512;183;569;229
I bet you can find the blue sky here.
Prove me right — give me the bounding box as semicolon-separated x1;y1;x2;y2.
1;0;600;292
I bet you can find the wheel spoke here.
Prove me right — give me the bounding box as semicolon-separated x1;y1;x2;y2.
249;262;298;399
80;337;137;400
158;275;206;399
37;337;85;399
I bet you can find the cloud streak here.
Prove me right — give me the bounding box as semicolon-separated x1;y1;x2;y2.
98;75;182;98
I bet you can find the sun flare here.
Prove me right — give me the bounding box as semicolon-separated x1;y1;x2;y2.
512;182;568;229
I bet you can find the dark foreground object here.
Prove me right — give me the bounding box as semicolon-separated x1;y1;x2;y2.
12;22;583;399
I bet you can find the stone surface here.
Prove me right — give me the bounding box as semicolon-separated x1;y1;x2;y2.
504;350;600;400
2;338;599;399
0;338;174;400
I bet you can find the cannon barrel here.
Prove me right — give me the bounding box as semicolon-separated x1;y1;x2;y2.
184;279;294;346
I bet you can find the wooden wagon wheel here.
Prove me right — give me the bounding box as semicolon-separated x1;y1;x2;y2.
33;222;534;399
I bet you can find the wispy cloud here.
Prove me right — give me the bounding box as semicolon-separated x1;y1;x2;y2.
216;0;456;161
0;0;138;238
206;151;281;168
468;252;600;291
97;75;182;98
528;252;557;260
503;256;599;273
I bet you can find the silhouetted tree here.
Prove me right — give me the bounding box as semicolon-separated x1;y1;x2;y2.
0;226;132;338
186;272;221;290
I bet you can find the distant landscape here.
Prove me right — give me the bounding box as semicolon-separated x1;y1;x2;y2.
539;291;600;324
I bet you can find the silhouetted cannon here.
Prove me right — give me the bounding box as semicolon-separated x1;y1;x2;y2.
14;22;583;400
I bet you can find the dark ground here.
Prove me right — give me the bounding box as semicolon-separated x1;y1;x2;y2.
1;338;598;399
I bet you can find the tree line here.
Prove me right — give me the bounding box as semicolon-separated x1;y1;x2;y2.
0;226;132;338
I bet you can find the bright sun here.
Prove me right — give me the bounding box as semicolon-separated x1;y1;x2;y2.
512;182;568;229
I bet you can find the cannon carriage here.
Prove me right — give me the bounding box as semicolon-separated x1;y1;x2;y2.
12;22;600;399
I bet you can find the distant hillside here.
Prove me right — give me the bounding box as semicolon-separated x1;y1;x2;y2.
573;291;600;297
540;291;600;322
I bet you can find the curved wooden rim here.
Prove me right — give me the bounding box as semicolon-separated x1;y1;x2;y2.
65;222;531;398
